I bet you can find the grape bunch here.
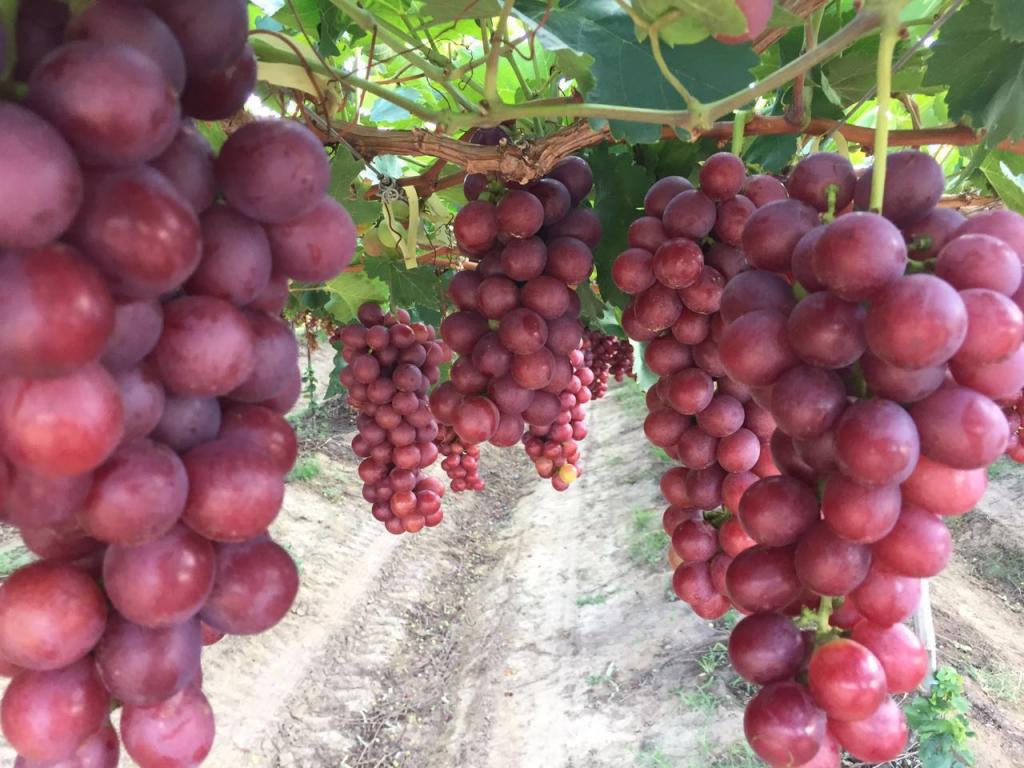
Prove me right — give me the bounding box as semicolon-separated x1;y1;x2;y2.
429;155;600;490
436;425;486;492
624;147;1024;765
1001;390;1024;463
0;1;356;765
338;304;449;533
613;153;782;618
583;330;635;399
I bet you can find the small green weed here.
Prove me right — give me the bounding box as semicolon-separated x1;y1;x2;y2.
628;507;669;571
966;665;1023;704
0;546;34;579
576;591;612;607
636;747;673;768
905;666;975;768
286;455;322;483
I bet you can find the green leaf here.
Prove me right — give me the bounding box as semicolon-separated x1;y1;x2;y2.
631;0;746;46
981;151;1024;213
576;282;607;326
413;0;502;22
323;272;389;323
987;0;1024;42
743;134;797;173
767;4;804;29
584;145;655;310
193;121;228;153
823;38;934;104
515;0;759;143
329;150;367;198
363;259;448;325
555;49;597;94
368;87;423;122
923;0;1024;145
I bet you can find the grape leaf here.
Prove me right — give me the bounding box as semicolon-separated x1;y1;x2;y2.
515;0;759;143
584;145;655;310
324;272;389;323
364;259;449;325
329;150;366;198
576;282;608;326
744;134;797;173
631;0;746;46
413;0;502;22
767;5;804;30
981;151;1024;214
987;0;1024;42
824;39;934;103
923;0;1024;145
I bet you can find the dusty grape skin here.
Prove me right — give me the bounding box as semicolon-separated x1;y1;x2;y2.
0;103;83;249
265;197;357;282
854;150;944;225
741;199;820;273
72;165;202;299
187;204;273;305
66;0;187;92
1;659;111;763
216;119;330;225
0;244;114;378
200;537;299;635
121;684;215;768
181;44;257;121
29;41;180;167
0;365;124;477
94;614;201;706
812;212;908;301
0;562;108;671
787;152;856;212
146;0;248;76
154;296;256;398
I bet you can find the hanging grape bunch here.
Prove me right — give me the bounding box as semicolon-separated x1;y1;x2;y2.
430;151;600;490
337;304;449;533
436;425;486;492
623;144;1024;766
0;0;357;765
583;330;635;399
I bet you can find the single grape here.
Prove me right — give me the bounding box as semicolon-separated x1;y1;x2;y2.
936;234;1021;295
265;196;356;282
644;176;693;217
30;41;180;166
910;386;1008;469
786;291;866;369
743;682;825;768
726;545;802;613
216;119;329;224
181;439;285;542
828;696;908;762
200;536;299;635
546;156;593;204
854;150;944;225
834;399;920;487
728;612;805;685
0;365;124;477
872;504;952;578
900;454;986;517
769;365;847;440
952;288;1024;366
699;152;745;201
0;102;83;249
720;310;798;387
738;476;819;547
821;474;901;543
181;43;257;121
741;199;820;272
0;562;107;671
0;244;114;378
154;296;256;397
720;270;796;325
79;439;187;546
146;0;248;75
808;639;886;721
742;174;788;207
663;190;716;240
860;351;945;404
864;274;967;369
849;562;921;625
851;621;928;693
902;207;966;261
794;522;872;596
152;394;222;452
101;298;164;373
953;209;1024;263
94;614;201;706
813;212;907;301
187;204;272;305
121;684;215;768
787;152;856;213
103;524;215;628
1;659;110;763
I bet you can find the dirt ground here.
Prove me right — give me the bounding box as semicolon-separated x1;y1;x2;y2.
0;347;1021;768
